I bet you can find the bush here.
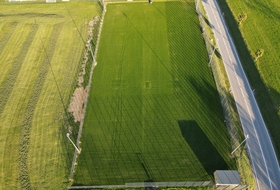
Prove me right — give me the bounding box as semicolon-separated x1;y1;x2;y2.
254;49;264;61
238;12;247;24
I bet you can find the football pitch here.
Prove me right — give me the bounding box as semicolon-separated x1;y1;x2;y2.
73;1;236;186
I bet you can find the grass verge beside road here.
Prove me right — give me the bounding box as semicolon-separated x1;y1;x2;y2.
0;3;101;189
216;0;280;161
196;1;255;188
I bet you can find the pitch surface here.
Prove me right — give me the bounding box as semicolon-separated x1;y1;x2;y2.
74;1;235;185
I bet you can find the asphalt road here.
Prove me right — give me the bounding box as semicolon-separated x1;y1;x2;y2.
201;0;280;189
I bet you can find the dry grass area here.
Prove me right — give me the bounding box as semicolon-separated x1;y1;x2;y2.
68;86;88;123
0;3;102;189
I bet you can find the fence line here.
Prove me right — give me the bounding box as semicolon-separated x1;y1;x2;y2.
195;0;256;187
69;2;106;181
195;0;241;158
69;181;214;189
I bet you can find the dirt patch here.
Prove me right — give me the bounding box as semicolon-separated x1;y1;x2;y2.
68;16;99;124
68;86;88;123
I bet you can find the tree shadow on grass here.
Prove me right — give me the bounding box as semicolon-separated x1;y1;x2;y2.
187;76;224;118
261;87;280;155
246;0;280;21
136;152;155;182
201;13;213;29
178;120;228;179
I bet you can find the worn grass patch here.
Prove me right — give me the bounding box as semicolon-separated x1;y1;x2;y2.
73;1;236;186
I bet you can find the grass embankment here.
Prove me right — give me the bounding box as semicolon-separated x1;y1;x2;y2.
73;1;236;186
216;0;280;160
0;3;101;189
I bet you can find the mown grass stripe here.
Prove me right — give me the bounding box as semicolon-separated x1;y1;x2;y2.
18;23;63;190
0;22;17;56
0;24;38;116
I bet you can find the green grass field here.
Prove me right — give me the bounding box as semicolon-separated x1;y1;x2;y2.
0;3;101;189
73;1;236;186
216;0;280;159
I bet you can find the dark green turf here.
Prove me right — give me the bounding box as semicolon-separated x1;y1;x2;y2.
73;1;235;185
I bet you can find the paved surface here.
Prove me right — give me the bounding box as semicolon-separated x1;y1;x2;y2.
201;0;280;189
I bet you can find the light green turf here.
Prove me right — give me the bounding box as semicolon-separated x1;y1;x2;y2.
224;0;280;109
0;3;101;189
226;0;280;91
74;1;236;186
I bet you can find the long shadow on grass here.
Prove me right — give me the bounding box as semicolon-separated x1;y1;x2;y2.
216;0;280;160
201;14;213;29
136;153;155;182
247;0;280;20
188;77;222;114
178;120;228;178
262;87;280;148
